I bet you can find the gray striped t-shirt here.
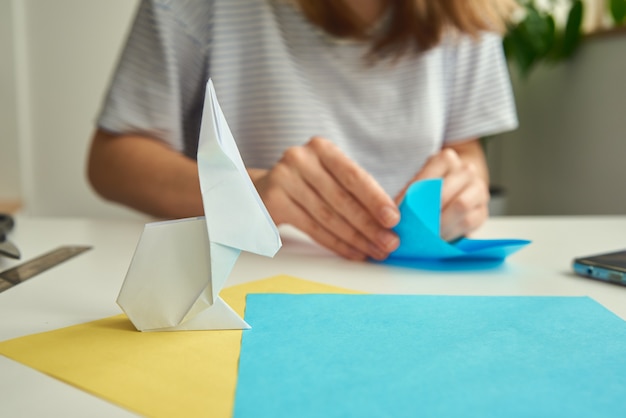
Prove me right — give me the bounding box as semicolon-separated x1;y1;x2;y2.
97;0;518;197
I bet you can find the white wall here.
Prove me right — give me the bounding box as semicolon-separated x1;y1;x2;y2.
489;32;626;215
1;0;145;219
0;0;21;203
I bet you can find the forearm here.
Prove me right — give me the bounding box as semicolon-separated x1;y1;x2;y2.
87;130;203;219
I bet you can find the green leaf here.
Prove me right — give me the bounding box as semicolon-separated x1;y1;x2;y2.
559;0;584;59
503;4;557;76
503;31;537;77
519;6;556;57
609;0;626;24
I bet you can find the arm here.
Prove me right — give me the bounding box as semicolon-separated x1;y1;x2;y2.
91;1;212;218
395;138;490;241
87;130;204;219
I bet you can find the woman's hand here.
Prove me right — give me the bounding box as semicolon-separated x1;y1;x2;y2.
395;141;490;241
250;136;400;261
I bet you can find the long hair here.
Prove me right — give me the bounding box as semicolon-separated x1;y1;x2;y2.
294;0;518;60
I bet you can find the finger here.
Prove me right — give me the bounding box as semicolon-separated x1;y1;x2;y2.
282;197;370;261
265;153;393;259
279;167;392;260
303;168;399;255
441;204;488;241
258;163;370;260
414;148;463;181
394;183;410;206
440;181;489;240
287;139;398;254
394;148;464;205
309;137;400;229
440;165;475;210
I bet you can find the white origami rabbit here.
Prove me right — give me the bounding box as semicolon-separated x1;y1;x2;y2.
117;80;281;331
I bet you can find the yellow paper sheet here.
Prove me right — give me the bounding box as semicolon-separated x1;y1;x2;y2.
0;275;359;418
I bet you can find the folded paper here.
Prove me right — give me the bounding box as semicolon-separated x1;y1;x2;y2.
117;80;281;331
383;179;529;265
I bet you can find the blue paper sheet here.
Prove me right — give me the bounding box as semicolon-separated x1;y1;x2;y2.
234;294;626;418
382;179;530;267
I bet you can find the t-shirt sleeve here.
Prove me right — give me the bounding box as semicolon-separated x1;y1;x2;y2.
96;0;212;157
443;32;518;144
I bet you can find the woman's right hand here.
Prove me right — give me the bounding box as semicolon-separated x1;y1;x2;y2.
250;136;400;261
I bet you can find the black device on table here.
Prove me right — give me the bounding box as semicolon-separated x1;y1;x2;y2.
0;214;20;259
573;249;626;287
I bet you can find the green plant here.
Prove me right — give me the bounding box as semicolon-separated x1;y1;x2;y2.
610;0;626;24
503;0;584;77
503;0;626;77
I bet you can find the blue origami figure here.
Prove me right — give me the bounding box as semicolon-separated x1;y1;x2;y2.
383;178;530;269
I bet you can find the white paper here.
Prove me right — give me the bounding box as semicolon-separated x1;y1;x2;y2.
117;80;282;331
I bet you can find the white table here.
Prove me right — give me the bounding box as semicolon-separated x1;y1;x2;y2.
1;215;625;417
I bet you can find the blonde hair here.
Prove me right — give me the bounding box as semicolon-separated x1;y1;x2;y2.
295;0;518;60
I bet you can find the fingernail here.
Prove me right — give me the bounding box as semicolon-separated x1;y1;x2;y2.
380;206;400;227
377;231;399;252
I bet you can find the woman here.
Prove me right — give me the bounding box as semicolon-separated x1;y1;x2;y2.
88;0;518;261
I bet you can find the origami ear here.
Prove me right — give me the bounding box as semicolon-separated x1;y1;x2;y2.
197;80;281;257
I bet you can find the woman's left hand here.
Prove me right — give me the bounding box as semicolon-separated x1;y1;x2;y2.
395;141;490;241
